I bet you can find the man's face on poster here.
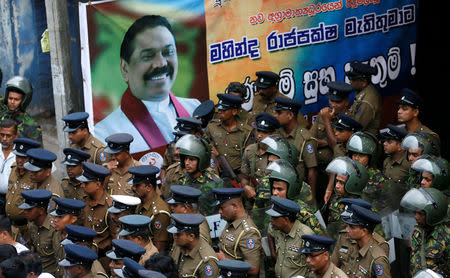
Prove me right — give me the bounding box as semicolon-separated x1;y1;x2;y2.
121;25;178;100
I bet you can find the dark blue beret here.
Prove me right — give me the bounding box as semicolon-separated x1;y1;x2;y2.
301;235;336;253
13;138;41;156
274;97;302;112
24;148;57;171
62;112;89;132
59;244;98;267
194;100;215;118
212;188;244;205
115;257;146;278
255;112;280;132
175;117;202;132
76;162;110;182
193;100;215;128
50;198;85;217
167;185;202;205
118;214;151;237
216;93;242;110
326;81;353;102
138;269;167;278
342;204;381;226
345;61;377;80
62;225;97;246
107;239;146;261
255;71;280;89
396;88;423;109
333;113;363;131
127;165;159;185
167;213;204;234
105;133;134;154
63;148;91;166
265;196;300;217
218;260;251;277
379;124;408;141
18;189;52;209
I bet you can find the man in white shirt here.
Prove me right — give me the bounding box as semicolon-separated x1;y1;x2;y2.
0;215;28;254
94;15;200;159
0;119;18;213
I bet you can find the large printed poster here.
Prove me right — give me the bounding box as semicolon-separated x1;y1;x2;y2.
80;0;418;163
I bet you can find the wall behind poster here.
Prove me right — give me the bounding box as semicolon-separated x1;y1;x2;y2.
84;0;209;124
205;0;418;125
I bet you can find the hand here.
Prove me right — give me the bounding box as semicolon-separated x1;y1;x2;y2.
324;190;332;204
103;160;118;170
243;185;256;199
216;251;227;261
319;107;332;122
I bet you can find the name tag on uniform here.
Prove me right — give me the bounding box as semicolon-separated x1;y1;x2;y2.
339;248;348;254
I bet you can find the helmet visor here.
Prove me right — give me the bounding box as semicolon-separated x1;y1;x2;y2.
347;135;364;153
326;157;352;176
411;158;439;175
174;134;198;151
261;136;286;155
400;188;434;211
401;134;421;150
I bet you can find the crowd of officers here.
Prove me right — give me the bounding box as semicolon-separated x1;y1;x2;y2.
0;61;448;278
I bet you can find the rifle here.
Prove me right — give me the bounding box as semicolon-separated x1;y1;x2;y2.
211;145;242;188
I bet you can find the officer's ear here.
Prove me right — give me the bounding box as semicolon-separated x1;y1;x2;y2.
120;58;130;83
231;108;238;116
412;107;419;118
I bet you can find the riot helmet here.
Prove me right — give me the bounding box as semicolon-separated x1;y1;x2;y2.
175;134;211;172
400;187;447;226
4;76;33;112
326;156;369;196
266;159;301;200
412;155;450;191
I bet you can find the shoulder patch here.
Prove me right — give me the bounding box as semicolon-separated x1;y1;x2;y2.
305;143;314;154
204;265;214;277
374;264;383;276
99;152;107;162
210;158;216;168
247;238;255;249
154;221;162;230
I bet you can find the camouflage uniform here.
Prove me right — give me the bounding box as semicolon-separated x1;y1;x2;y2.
252;175;317;236
0;110;42;143
361;167;389;213
410;224;450;277
178;170;223;216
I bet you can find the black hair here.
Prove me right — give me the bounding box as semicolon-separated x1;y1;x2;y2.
120;15;175;63
0;216;12;235
0;256;26;278
0;244;17;262
0;119;18;134
144;253;178;278
226;82;246;97
129;229;151;242
287;213;297;223
184;227;200;239
18;251;42;276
